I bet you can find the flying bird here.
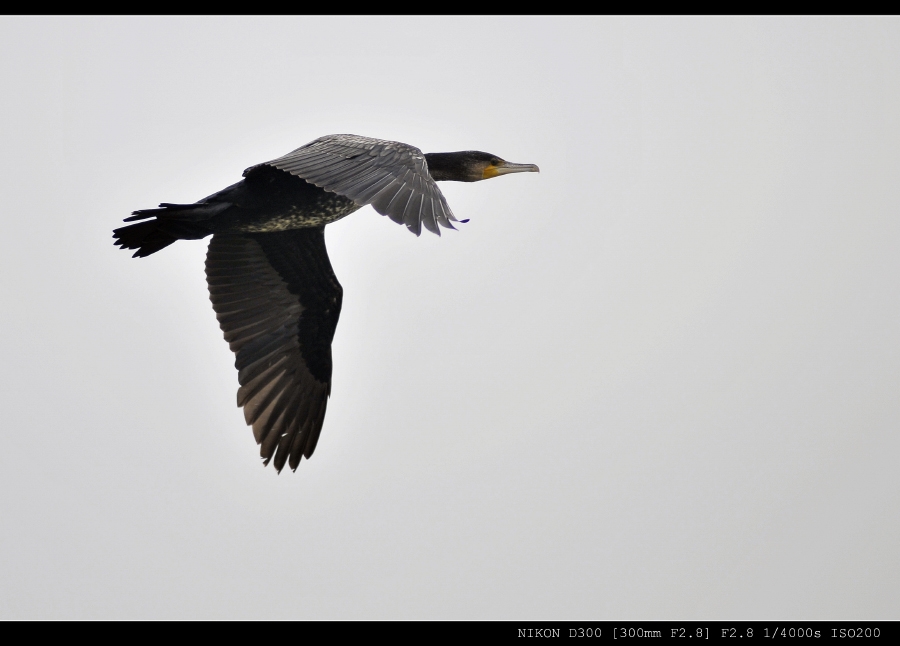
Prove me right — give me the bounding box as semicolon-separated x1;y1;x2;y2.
114;134;539;472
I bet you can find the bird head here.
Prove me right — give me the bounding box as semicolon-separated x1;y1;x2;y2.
424;151;540;182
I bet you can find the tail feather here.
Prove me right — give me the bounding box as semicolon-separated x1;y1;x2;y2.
114;220;179;257
114;202;229;257
125;201;231;223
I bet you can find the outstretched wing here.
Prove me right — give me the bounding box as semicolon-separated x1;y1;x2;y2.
246;134;458;236
205;229;342;472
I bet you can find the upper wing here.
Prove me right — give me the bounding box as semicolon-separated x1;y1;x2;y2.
245;134;458;236
205;229;342;472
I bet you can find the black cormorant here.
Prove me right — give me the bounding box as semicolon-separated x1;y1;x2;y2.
114;134;539;472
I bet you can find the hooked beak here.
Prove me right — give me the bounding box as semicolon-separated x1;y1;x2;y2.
483;161;540;179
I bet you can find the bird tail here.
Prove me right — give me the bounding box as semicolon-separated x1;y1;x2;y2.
113;202;231;258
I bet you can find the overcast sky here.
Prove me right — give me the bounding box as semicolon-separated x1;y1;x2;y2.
1;16;898;619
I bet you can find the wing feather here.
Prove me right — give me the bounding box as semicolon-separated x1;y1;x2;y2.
236;354;292;407
404;193;424;236
206;230;342;472
256;134;453;237
236;348;293;385
243;369;292;426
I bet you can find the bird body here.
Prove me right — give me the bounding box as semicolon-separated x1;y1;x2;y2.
114;134;538;471
197;167;363;234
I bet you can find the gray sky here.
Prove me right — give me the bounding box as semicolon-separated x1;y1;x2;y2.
1;16;898;619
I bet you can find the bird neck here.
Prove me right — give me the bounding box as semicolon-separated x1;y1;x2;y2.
424;153;480;182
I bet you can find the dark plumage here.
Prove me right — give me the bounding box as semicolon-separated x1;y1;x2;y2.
114;134;538;471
